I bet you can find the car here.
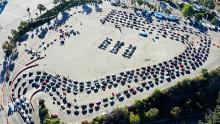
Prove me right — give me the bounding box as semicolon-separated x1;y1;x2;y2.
96;101;101;105
103;98;108;103
51;114;58;118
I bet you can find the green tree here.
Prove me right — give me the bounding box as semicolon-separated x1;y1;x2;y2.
26;7;31;19
137;0;144;6
37;4;46;14
152;89;162;98
203;0;215;9
182;4;194;17
129;112;140;124
201;68;210;78
134;100;144;108
198;92;220;124
170;107;182;118
53;0;60;6
165;9;172;14
92;115;104;124
199;0;205;5
194;13;203;21
11;29;19;41
44;118;60;124
211;17;219;25
122;106;129;117
2;41;16;55
17;21;28;33
176;77;191;88
210;67;220;77
39;107;49;119
60;0;66;3
145;108;159;120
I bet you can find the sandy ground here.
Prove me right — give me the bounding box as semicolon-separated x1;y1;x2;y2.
0;0;54;63
1;1;220;124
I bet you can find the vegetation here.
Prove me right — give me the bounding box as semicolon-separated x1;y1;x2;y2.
182;4;194;17
199;0;215;10
198;92;220;124
37;4;46;14
2;41;16;55
92;67;220;123
170;107;181;118
39;99;60;124
2;0;102;56
145;108;159;120
136;0;144;7
129;112;140;124
194;13;203;21
211;17;219;25
165;8;172;14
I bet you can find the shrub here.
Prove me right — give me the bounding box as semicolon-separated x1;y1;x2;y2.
129;112;140;124
194;13;203;21
144;108;159;120
151;89;162;98
170;107;181;118
182;4;194;17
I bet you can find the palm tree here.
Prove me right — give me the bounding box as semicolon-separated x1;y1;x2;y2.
36;13;38;18
37;4;46;14
53;0;60;6
26;7;31;19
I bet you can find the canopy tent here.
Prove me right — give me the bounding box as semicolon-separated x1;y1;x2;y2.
154;12;163;19
82;4;92;15
159;1;167;10
55;11;70;26
0;0;8;14
141;9;153;17
167;15;177;21
95;4;102;12
163;14;177;21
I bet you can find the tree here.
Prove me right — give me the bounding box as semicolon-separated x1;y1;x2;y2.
201;68;210;78
53;0;60;6
131;0;136;8
198;92;220;124
11;29;19;41
26;7;31;19
81;120;89;124
210;67;220;77
203;0;215;10
44;118;60;124
129;112;140;124
18;21;28;32
170;107;182;118
176;77;191;88
182;4;194;17
60;0;66;3
39;107;49;119
194;13;203;21
137;0;144;6
145;108;159;120
2;41;16;55
165;9;172;14
211;17;219;25
37;4;46;14
134;100;144;108
152;89;162;98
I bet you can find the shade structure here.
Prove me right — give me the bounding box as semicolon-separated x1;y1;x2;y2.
82;4;92;14
154;12;163;19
